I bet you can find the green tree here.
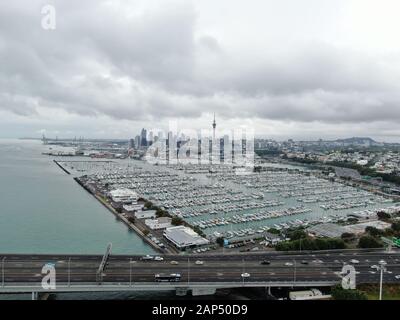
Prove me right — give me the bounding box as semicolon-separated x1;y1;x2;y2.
216;237;225;247
171;216;184;226
275;237;345;251
365;226;384;237
331;285;367;300
358;235;383;248
377;211;391;220
391;222;400;232
144;200;154;209
192;226;206;238
288;229;307;241
341;232;356;242
268;228;280;235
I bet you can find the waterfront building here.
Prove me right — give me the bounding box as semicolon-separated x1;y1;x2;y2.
163;226;209;250
135;210;157;219
109;188;138;204
145;217;172;230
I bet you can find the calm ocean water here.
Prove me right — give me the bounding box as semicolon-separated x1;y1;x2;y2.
0;139;252;300
0;139;154;255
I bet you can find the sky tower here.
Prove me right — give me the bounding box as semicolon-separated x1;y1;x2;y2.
212;113;216;142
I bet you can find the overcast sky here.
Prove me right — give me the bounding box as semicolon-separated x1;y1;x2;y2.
1;0;400;141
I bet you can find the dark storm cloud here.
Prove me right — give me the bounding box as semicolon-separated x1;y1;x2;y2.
0;0;400;132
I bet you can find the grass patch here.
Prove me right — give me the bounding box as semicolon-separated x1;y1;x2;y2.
358;284;400;300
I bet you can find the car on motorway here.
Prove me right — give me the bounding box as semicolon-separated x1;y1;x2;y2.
170;260;179;265
301;260;309;265
285;262;293;266
312;259;323;264
140;255;154;261
349;259;359;264
371;265;378;269
154;256;164;261
379;260;387;265
260;260;270;265
195;260;204;265
395;275;400;280
241;272;250;278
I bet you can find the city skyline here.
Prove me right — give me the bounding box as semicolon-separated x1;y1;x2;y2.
1;1;400;142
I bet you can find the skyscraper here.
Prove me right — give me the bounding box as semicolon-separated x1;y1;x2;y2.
140;128;147;147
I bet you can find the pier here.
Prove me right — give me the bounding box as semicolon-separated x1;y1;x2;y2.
53;160;71;175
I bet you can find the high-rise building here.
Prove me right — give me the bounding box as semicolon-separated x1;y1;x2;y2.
140;128;147;147
148;131;154;146
135;135;141;149
129;139;135;149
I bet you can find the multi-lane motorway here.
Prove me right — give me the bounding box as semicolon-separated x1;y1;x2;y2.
1;249;400;285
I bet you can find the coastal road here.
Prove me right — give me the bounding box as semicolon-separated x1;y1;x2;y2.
1;250;400;285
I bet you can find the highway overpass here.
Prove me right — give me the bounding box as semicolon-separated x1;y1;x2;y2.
1;249;400;298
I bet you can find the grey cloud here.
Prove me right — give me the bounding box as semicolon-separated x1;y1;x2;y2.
0;0;400;137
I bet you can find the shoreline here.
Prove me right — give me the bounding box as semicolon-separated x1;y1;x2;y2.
53;160;71;175
73;177;166;254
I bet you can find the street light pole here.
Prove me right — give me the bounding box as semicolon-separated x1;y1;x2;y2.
293;259;297;285
68;257;71;287
379;266;384;300
1;257;5;287
373;261;387;301
242;258;245;286
130;258;132;287
187;258;190;285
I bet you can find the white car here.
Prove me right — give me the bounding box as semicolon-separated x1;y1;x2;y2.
154;256;164;261
371;265;378;269
285;262;293;266
195;260;204;265
379;260;387;265
241;272;250;278
350;259;359;264
395;275;400;280
170;260;179;265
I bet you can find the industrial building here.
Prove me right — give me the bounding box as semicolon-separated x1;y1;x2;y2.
163;226;209;250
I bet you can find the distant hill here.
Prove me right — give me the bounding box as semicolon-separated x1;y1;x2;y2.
334;137;379;146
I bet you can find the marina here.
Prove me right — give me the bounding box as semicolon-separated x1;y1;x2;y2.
59;158;397;244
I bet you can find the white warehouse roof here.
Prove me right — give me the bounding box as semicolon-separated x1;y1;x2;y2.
163;226;209;249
